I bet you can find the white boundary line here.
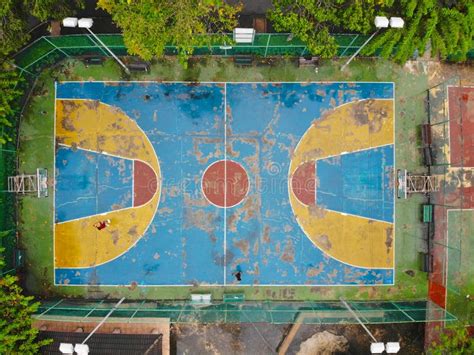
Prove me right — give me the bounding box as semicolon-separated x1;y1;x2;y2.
392;82;396;284
321;207;393;225
53;98;161;274
52;281;394;287
53;81;57;285
58;80;396;84
445;208;474;314
131;158;134;207
224;83;227;285
287;98;396;271
53;82;396;287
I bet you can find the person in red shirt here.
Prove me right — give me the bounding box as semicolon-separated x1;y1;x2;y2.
94;219;111;231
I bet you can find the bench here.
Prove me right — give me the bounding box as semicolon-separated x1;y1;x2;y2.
421;124;432;146
191;293;211;304
420;252;433;273
128;62;150;72
422;204;433;223
423;146;433;166
223;293;245;303
298;56;320;67
234;55;253;66
82;56;104;66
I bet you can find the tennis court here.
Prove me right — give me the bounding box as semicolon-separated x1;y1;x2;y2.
54;81;395;286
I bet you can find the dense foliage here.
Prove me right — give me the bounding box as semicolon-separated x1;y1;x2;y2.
428;323;474;355
0;240;51;353
98;0;242;67
268;0;393;58
270;0;474;62
0;0;84;57
0;64;22;145
365;0;474;62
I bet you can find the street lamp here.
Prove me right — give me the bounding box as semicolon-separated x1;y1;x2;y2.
57;298;125;354
340;299;401;354
340;16;404;71
62;17;130;74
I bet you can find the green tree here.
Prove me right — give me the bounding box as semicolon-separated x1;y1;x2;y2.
365;0;474;63
428;322;474;355
0;243;51;353
0;63;22;145
268;0;393;58
0;0;83;58
98;0;242;67
29;0;84;21
0;1;30;57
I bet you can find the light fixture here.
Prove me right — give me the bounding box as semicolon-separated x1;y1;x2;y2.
61;17;130;74
374;16;389;29
59;343;74;354
74;344;90;355
77;18;93;29
389;17;405;28
62;17;78;28
386;342;401;353
370;342;385;354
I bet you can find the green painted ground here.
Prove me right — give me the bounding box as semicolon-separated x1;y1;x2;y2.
19;57;431;302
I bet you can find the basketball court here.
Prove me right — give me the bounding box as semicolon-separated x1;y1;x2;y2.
53;81;395;286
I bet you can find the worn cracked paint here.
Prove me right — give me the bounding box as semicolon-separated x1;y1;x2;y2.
54;82;395;286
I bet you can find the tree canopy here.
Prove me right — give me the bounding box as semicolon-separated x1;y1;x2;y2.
268;0;393;58
0;241;51;353
365;0;474;63
428;322;474;355
0;0;84;58
269;0;473;63
98;0;242;67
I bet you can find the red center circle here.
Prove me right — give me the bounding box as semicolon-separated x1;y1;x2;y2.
202;160;249;208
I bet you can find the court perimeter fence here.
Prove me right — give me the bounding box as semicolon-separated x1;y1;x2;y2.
12;33;377;76
0;33;471;324
2;32;400;275
12;33;473;79
34;299;456;325
426;77;473;322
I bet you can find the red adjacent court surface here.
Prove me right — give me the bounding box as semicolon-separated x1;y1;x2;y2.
291;161;316;205
133;160;158;207
202;160;249;208
449;86;474;167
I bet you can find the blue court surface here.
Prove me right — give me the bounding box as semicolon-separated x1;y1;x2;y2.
55;82;395;286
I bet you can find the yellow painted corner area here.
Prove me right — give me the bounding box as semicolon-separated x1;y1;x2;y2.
289;99;394;269
54;99;161;268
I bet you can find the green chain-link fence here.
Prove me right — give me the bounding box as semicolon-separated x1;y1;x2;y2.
34;299;456;324
12;33;379;75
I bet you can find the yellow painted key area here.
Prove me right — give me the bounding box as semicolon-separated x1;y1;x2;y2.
55;100;161;268
289;99;394;268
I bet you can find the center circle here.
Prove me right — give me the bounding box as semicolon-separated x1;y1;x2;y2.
201;160;249;208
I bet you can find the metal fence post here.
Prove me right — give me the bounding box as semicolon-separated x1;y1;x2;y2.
264;34;271;57
43;37;70;58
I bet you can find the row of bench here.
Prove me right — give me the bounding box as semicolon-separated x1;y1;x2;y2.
82;56;150;72
420;204;434;273
82;55;320;70
420;123;434;273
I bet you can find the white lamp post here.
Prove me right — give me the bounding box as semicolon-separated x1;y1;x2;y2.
341;16;404;71
57;298;125;354
59;343;74;354
62;17;130;74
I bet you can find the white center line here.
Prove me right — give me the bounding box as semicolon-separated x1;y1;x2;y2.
223;83;227;285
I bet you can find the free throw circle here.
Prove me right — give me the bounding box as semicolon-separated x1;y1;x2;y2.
202;160;249;208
